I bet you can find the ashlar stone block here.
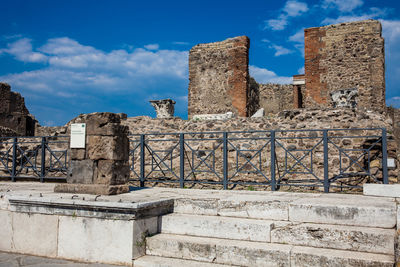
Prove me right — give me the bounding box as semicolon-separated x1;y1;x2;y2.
95;160;130;185
87;135;129;160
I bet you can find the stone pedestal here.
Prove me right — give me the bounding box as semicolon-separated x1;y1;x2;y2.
55;112;130;195
149;99;176;118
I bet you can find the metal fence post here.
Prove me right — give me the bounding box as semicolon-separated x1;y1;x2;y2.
382;128;388;184
11;138;17;182
179;133;185;188
140;134;145;187
270;131;276;191
40;137;46;183
323;130;330;193
223;132;228;190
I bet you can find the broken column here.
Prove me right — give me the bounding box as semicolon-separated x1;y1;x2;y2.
149;99;176;118
54;112;130;195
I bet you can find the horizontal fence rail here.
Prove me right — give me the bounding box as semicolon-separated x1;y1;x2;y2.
0;128;389;192
0;136;69;181
128;128;389;192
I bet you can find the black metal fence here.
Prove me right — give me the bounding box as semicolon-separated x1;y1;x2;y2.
0;136;69;181
129;128;389;192
0;128;389;192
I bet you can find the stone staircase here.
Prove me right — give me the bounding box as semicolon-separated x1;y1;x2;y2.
134;192;397;266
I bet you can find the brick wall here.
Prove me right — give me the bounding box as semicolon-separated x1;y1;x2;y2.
258;83;294;114
304;20;385;111
188;36;250;117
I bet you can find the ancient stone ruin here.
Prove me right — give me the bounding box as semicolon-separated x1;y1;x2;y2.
187;20;386;118
188;36;250;118
0;82;37;136
304;20;385;111
0;19;399;190
54;112;130;195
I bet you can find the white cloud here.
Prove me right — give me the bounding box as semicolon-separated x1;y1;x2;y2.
266;16;289;31
271;45;293;56
321;7;389;25
297;66;305;74
283;1;309;17
249;65;292;84
144;44;159;50
289;29;304;43
265;1;308;31
1;38;47;63
0;37;189;95
322;0;363;13
172;41;190;45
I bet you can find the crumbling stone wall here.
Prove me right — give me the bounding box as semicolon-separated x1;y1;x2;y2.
304;20;385;111
258;84;294;114
188;36;250;117
0;83;36;136
0;126;17;137
247;77;260;116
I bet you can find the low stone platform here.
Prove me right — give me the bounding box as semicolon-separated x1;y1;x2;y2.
0;182;399;266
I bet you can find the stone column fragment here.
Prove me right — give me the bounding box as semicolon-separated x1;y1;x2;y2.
149;99;176;118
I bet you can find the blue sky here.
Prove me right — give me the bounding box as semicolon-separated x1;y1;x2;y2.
1;0;399;126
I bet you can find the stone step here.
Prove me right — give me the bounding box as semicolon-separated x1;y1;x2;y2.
146;233;395;267
271;222;395;255
288;194;396;228
291;246;394;267
134;255;235;267
173;193;397;229
160;213;276;242
146;233;292;266
173;194;294;220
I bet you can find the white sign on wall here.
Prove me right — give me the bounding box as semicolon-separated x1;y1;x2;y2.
70;123;86;148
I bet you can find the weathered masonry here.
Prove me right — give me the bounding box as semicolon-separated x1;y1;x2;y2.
0;83;37;136
304;20;385;111
188;36;250;118
187;20;386;117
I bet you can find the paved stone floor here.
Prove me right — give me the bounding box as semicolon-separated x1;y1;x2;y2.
0;252;124;267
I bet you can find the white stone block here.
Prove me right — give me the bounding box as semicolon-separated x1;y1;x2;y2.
291;246;394;267
217;194;290;220
161;213;273;242
146;233;292;266
289;196;396;228
12;212;58;257
0;210;13;252
363;184;400;198
251;108;264;118
147;233;218;262
58;216;133;265
271;222;395;255
173;198;219;216
215;239;291;266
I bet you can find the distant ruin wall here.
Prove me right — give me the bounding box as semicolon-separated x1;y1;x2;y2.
304;20;385;111
258;83;293;114
247;77;260;116
0;83;36;136
188;36;250;117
